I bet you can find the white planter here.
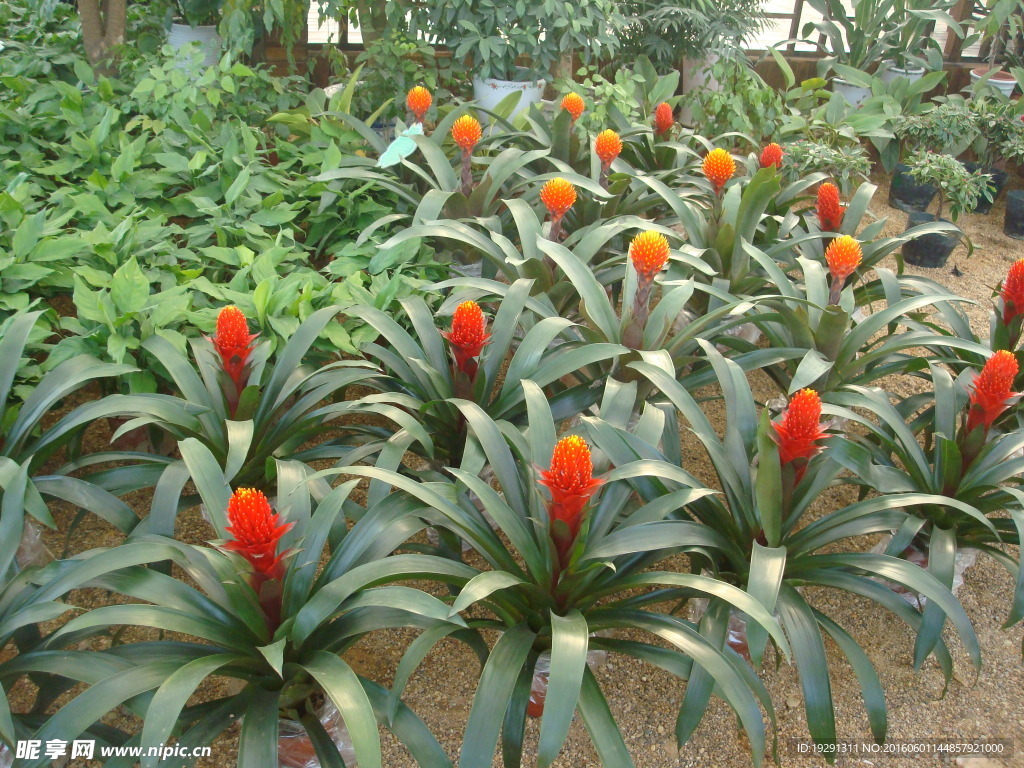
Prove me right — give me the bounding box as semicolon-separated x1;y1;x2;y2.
970;67;1018;97
168;22;221;68
832;78;871;108
878;62;926;85
472;75;545;120
679;53;721;127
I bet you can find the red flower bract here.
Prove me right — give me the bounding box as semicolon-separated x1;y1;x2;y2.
966;351;1021;433
760;143;784;169
451;115;482;153
702;149;735;194
539;435;605;544
540;177;576;218
440;300;491;376
817;182;845;232
211;306;258;389
224;488;294;580
653;102;674;136
1001;258;1024;325
595;129;622;167
771;389;827;481
560;92;585;123
629;231;670;279
406;86;432;122
825;235;862;284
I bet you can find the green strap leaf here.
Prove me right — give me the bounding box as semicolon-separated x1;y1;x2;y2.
303;651;382;768
537;610;589;768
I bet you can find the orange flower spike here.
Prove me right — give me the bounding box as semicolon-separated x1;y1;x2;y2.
702;148;735;194
966;351;1021;433
629;231;670;280
211;305;258;389
451;115;482;153
760;143;784;169
440;300;491;378
816;182;845;233
653;102;674;136
224;488;295;580
540;436;605;546
560;92;585;124
771;389;827;482
540;177;577;219
406;86;432;123
825;235;862;284
595;129;622;167
1000;258;1024;324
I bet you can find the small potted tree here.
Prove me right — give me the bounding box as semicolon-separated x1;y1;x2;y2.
901;151;992;267
969;0;1024;97
167;0;223;68
879;0;962;83
966;97;1024;212
424;0;622;118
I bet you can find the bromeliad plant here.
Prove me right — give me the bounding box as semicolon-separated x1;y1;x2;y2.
17;467;474;768
338;285;627;483
337;385;789;768
610;345;982;755
828;354;1024;645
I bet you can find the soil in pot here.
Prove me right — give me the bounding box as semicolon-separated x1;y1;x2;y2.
1006;190;1024;240
889;163;937;213
902;211;961;268
964;162;1009;214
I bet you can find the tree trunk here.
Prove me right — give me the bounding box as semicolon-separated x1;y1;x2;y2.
78;0;127;74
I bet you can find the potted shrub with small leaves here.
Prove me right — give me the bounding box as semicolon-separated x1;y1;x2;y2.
966;97;1024;212
890;101;980;212
424;0;622;118
900;152;991;268
167;0;223;68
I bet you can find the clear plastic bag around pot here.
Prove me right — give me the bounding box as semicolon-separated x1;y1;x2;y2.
687;598;752;662
278;698;356;768
0;743;11;768
16;518;53;569
869;533;977;609
527;634;611;718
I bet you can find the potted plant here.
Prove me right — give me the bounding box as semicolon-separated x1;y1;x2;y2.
424;0;623;117
890;101;979;211
966;97;1024;212
167;0;223;68
969;0;1024;96
802;0;905;106
879;0;962;83
900;151;991;267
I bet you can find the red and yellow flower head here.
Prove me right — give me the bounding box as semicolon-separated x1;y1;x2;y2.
966;350;1021;433
224;488;294;580
540;177;577;219
825;235;862;285
1000;258;1024;325
560;92;585;124
816;182;845;233
451;115;482;153
771;389;827;482
702;148;735;194
211;306;258;390
629;231;670;280
406;86;432;123
540;435;605;546
653;102;674;136
440;300;491;376
760;143;784;169
595;129;622;167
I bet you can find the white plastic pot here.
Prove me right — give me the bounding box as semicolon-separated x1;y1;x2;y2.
168;22;221;68
831;78;871;108
878;62;926;85
472;74;545;120
679;53;721;127
970;67;1018;97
